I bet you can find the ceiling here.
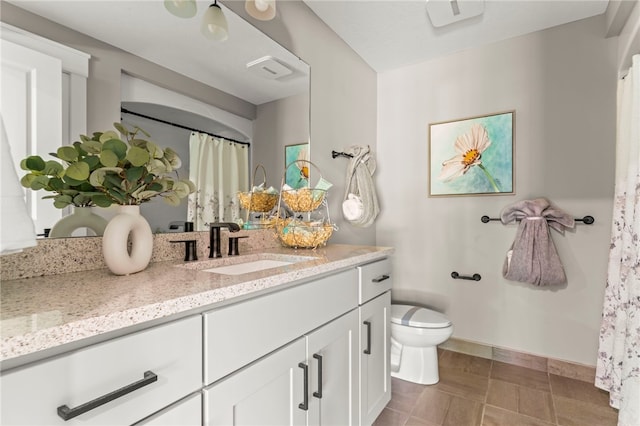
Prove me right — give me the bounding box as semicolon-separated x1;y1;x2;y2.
303;0;610;72
5;0;610;98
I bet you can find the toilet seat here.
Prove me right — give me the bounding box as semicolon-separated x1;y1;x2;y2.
391;304;451;329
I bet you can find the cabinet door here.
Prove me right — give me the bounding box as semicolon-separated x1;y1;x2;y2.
135;392;201;426
306;309;359;426
359;291;391;426
205;338;307;426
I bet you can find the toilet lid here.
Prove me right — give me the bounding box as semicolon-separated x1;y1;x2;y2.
391;304;452;328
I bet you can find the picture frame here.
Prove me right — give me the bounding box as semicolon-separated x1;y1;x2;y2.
429;111;514;197
284;143;310;189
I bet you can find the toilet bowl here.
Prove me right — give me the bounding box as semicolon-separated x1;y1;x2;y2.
390;304;453;385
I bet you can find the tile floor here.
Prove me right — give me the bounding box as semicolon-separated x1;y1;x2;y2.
373;349;618;426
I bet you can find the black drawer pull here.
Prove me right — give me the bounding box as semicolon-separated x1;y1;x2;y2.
372;274;390;283
364;321;372;355
57;371;158;421
313;354;323;399
298;363;309;411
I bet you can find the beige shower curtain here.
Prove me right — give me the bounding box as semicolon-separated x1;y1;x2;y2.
596;54;640;426
187;132;249;230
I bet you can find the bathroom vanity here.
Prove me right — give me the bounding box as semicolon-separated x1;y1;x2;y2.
0;244;392;425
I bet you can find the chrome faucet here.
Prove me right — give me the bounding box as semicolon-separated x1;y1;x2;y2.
209;223;241;258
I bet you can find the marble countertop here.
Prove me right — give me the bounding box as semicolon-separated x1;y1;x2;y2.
0;244;392;367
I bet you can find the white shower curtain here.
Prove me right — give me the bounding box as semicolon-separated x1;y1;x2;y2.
596;54;640;426
187;132;249;230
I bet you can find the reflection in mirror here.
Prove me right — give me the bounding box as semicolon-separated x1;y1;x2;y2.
5;0;310;236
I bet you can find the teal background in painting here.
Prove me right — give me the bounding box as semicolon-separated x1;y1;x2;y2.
285;144;309;189
429;112;513;195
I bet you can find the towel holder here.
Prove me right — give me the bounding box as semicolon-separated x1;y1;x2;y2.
331;150;353;159
451;272;482;281
480;215;595;224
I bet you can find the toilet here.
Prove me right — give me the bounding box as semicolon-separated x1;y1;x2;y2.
390;304;453;385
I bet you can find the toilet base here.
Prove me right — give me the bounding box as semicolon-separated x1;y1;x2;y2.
390;345;440;385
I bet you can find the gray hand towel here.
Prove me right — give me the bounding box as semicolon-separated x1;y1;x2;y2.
500;198;575;286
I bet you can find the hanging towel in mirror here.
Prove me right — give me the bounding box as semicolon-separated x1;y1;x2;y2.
0;115;37;254
500;198;574;286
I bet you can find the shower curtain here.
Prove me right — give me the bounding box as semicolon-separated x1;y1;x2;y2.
187;132;249;230
596;54;640;426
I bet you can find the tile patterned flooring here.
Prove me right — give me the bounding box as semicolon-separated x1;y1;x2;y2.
373;349;619;426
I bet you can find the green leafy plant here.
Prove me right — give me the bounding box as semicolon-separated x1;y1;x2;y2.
20;123;195;208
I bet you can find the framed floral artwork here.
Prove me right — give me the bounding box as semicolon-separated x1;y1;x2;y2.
429;111;514;196
284;143;309;189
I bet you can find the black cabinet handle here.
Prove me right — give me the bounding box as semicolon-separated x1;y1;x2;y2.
57;371;158;421
313;354;323;399
298;363;309;411
364;321;372;355
372;274;390;283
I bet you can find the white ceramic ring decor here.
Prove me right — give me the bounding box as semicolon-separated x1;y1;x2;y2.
102;205;153;275
49;206;108;238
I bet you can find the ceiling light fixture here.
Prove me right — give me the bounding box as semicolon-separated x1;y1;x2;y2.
201;1;229;42
245;0;276;21
163;0;197;19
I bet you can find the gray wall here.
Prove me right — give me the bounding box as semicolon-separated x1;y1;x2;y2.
253;93;309;189
376;15;617;365
225;1;379;245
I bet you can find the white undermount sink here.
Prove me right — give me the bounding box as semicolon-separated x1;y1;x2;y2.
174;253;317;275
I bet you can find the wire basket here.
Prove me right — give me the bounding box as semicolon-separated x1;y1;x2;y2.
280;187;326;212
238;164;279;213
275;218;333;249
238;191;278;212
280;160;326;212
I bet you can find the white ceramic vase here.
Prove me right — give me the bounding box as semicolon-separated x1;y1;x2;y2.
102;205;153;275
49;206;108;238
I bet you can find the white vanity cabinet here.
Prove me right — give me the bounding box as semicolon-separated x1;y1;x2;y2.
358;259;392;426
0;252;393;426
205;310;359;426
134;392;202;426
203;269;360;425
0;315;202;425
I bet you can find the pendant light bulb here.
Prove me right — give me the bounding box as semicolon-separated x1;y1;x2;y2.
245;0;276;21
164;0;197;18
201;2;228;42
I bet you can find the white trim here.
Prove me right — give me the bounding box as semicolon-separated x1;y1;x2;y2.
0;22;90;77
617;0;640;77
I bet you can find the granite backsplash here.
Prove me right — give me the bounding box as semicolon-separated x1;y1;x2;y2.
1;229;281;281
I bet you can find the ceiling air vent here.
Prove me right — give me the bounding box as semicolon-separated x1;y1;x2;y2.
425;0;484;28
246;56;293;80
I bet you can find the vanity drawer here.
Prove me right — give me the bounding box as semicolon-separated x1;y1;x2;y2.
204;268;358;385
0;315;202;426
358;258;392;304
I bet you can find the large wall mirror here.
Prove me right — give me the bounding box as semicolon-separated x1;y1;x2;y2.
4;0;310;235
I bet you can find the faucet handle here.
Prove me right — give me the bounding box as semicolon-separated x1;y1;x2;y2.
228;236;249;256
170;240;198;261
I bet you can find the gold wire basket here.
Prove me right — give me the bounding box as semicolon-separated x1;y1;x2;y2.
238;164;279;213
280;160;326;212
275;218;333;249
238;191;278;212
